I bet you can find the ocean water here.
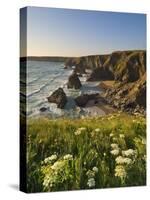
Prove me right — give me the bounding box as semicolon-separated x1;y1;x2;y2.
26;60;102;118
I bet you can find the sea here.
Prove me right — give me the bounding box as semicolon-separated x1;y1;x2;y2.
21;60;103;118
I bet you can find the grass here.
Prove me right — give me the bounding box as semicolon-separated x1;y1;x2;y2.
26;112;146;193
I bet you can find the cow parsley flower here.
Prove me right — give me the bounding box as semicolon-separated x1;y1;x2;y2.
119;134;125;138
110;133;114;137
44;154;57;164
74;127;86;135
110;149;119;156
86;170;95;178
87;178;95;188
115;165;127;179
95;128;100;133
115;156;132;165
111;143;119;149
63;154;73;160
92;166;98;173
122;149;136;157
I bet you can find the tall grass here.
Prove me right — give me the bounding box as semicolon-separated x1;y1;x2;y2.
26;112;146;193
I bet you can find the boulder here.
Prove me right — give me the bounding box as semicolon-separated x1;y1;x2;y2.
47;88;67;109
67;72;82;89
75;93;99;107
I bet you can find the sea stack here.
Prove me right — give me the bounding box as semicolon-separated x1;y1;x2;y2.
67;72;82;89
47;88;67;109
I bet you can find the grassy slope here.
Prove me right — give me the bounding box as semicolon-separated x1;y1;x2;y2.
27;113;146;192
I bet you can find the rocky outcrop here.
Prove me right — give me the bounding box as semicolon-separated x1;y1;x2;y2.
104;74;146;114
65;50;146;83
75;93;99;107
87;66;114;81
47;88;67;109
67;72;82;89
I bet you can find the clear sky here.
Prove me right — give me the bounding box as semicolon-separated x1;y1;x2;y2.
24;7;146;57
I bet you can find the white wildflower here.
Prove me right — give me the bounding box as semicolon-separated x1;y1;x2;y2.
115;156;132;165
63;154;73;160
142;138;146;145
44;154;57;164
95;128;100;133
119;134;125;138
92;167;98;173
74;127;86;135
110;133;114;137
110;149;119;156
122;149;136;157
87;178;95;188
115;165;127;179
111;143;119;149
115;156;125;164
86;170;95;178
123;157;132;165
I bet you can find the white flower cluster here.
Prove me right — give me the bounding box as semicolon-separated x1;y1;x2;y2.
111;143;119;149
110;133;114;137
87;178;95;188
119;134;125;139
115;156;132;165
74;127;86;135
92;166;98;173
86;166;98;188
63;154;73;160
122;149;136;157
43;154;57;164
115;165;127;179
95;128;100;133
110;143;119;156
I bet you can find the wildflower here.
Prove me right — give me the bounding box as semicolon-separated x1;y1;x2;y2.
86;170;95;178
123;157;132;165
119;134;125;139
122;149;136;157
110;133;114;137
63;154;73;160
87;178;95;188
103;152;106;156
92;167;98;173
95;128;100;133
142;138;146;145
44;154;57;164
111;143;119;149
110;149;119;156
115;165;127;179
74;127;86;135
115;156;132;165
115;156;125;164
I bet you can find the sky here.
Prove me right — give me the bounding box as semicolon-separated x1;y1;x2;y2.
21;7;146;57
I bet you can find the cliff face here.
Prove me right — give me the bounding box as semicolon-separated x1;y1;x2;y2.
65;50;146;113
65;50;146;83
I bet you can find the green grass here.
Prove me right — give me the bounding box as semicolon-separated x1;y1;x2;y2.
26;112;146;193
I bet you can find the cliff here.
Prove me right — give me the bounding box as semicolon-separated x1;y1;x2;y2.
65;50;146;113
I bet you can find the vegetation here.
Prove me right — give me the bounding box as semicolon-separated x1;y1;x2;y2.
27;112;146;193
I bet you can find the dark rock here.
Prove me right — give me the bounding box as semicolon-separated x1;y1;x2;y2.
67;72;82;89
47;88;67;109
87;67;114;81
40;107;47;112
75;93;99;107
